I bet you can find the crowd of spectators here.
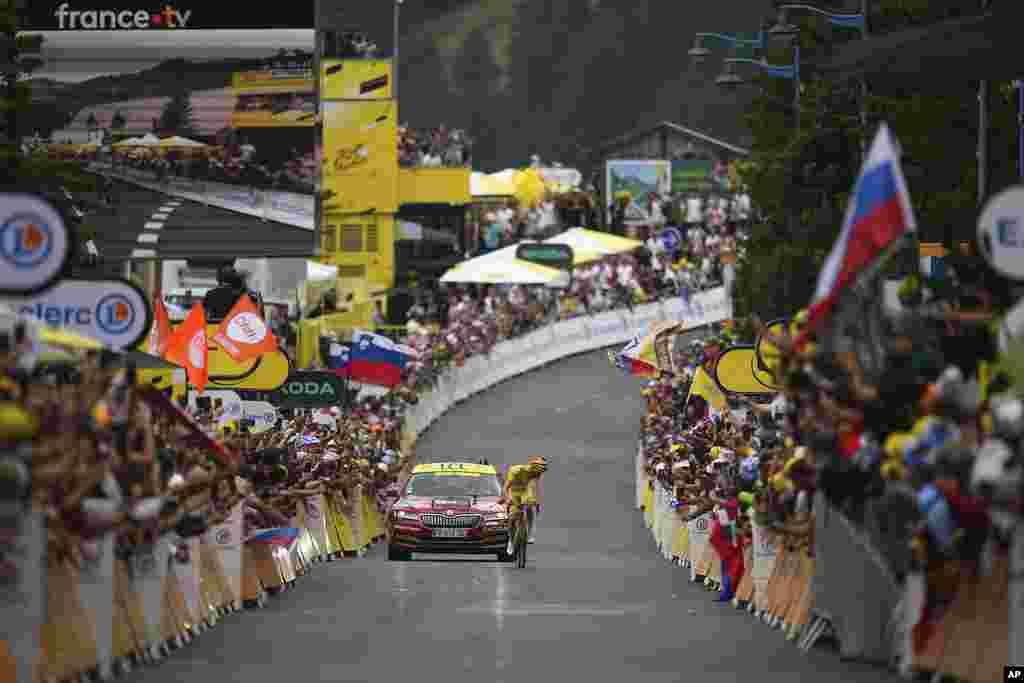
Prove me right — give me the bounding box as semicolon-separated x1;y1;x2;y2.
398;123;472;168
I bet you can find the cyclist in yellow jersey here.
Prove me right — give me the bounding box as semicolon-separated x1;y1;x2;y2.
501;457;547;551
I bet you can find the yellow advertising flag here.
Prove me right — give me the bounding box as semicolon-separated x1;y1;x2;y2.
320;59;392;100
321;99;398;213
687;366;727;414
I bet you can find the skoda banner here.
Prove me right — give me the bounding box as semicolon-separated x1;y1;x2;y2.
269;371;346;408
0;193;75;295
3;278;151;349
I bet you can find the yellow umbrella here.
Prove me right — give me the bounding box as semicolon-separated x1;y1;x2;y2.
545;227;641;256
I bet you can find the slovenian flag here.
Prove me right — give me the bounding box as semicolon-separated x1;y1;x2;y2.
348;330;416;387
326;341;350;375
796;124;915;347
245;527;300;548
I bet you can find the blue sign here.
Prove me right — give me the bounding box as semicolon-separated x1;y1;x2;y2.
658;227;682;252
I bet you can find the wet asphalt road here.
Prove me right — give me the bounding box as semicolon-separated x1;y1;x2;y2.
128;349;899;683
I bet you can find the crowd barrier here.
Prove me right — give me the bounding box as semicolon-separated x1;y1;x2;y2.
634;445;1013;682
5;295;722;683
85;162;315;230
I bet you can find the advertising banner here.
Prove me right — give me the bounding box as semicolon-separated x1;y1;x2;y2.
230;61;315;128
687;512;712;581
606;160;671;225
589;311;627;340
205;324;290;391
320;59;392;100
241;401;279;432
0;193;74;296
3;278;152;349
0;509;45;683
208;502;244;605
321;99;398;214
663;286;732;329
268;371;346;408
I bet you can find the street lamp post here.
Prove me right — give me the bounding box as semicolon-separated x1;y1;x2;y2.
768;2;869;155
717;46;801;131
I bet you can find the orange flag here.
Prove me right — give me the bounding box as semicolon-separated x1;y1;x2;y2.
148;296;174;357
211;294;277;363
165;303;208;393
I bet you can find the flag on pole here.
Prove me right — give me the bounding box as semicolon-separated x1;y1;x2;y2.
148;296;174;357
796;123;916;348
211;294;278;363
687;366;726;414
348;330;416;387
164;303;209;393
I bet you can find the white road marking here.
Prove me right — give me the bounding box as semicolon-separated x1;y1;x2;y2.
152;212;170;220
457;602;651;617
131;248;156;258
144;222;164;229
159;206;176;212
137;233;159;243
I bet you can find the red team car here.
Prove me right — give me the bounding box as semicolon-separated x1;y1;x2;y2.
387;462;512;561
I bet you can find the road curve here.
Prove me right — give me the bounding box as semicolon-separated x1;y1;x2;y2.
125;349;899;683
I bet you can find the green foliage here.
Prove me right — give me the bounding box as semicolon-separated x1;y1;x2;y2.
156;90;198;138
733;0;1016;320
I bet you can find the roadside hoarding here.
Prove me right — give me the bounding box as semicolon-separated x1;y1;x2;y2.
0;193;75;295
3;277;152;349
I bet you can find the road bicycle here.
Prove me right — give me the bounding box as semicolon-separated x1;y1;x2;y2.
507;502;530;568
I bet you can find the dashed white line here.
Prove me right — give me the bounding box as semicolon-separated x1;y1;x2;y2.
152;212;170;220
131;248;156;258
144;221;164;229
137;233;159;243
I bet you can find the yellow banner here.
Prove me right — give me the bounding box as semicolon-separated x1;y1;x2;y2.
320;59;392;100
687;366;727;413
321;99;398;213
714;347;779;394
230;69;315;127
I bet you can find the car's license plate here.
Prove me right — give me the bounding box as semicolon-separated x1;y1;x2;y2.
433;528;468;538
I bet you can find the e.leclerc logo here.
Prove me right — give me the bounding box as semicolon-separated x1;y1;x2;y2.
54;3;192;29
94;294;136;335
0;213;53;270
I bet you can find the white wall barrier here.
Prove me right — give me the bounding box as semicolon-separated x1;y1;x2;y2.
402;294;731;437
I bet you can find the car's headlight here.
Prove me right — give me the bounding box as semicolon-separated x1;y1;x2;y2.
393;511;419;521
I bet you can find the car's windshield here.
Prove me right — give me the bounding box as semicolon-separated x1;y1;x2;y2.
405;473;502;497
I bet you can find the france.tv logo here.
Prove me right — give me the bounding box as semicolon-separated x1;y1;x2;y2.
54;3;193;29
0;213;53;270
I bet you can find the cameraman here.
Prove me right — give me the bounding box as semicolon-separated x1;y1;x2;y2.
203;264;262;323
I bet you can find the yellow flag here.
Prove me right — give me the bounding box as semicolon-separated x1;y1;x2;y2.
687;366;726;414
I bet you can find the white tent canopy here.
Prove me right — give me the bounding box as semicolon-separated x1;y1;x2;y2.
306;260;337;282
544;227;642;256
159;135;207;147
440;244;568;286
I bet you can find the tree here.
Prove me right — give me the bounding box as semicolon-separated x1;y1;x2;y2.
157;90;199;138
732;0;1016;321
452;28;503;169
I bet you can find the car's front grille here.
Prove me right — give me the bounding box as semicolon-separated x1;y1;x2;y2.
420;514;482;529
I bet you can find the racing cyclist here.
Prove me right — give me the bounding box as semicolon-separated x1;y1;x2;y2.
501;457;547;551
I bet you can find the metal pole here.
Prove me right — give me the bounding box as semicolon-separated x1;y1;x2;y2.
978;0;991;207
860;0;870;160
1018;80;1023;182
793;44;801;134
393;0;401;103
314;0;322;258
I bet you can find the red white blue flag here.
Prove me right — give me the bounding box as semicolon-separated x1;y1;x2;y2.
798;124;915;345
348;330;417;387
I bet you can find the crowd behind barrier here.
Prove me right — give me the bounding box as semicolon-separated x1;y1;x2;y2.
630;266;1018;682
2;290;715;683
398;124;472;168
